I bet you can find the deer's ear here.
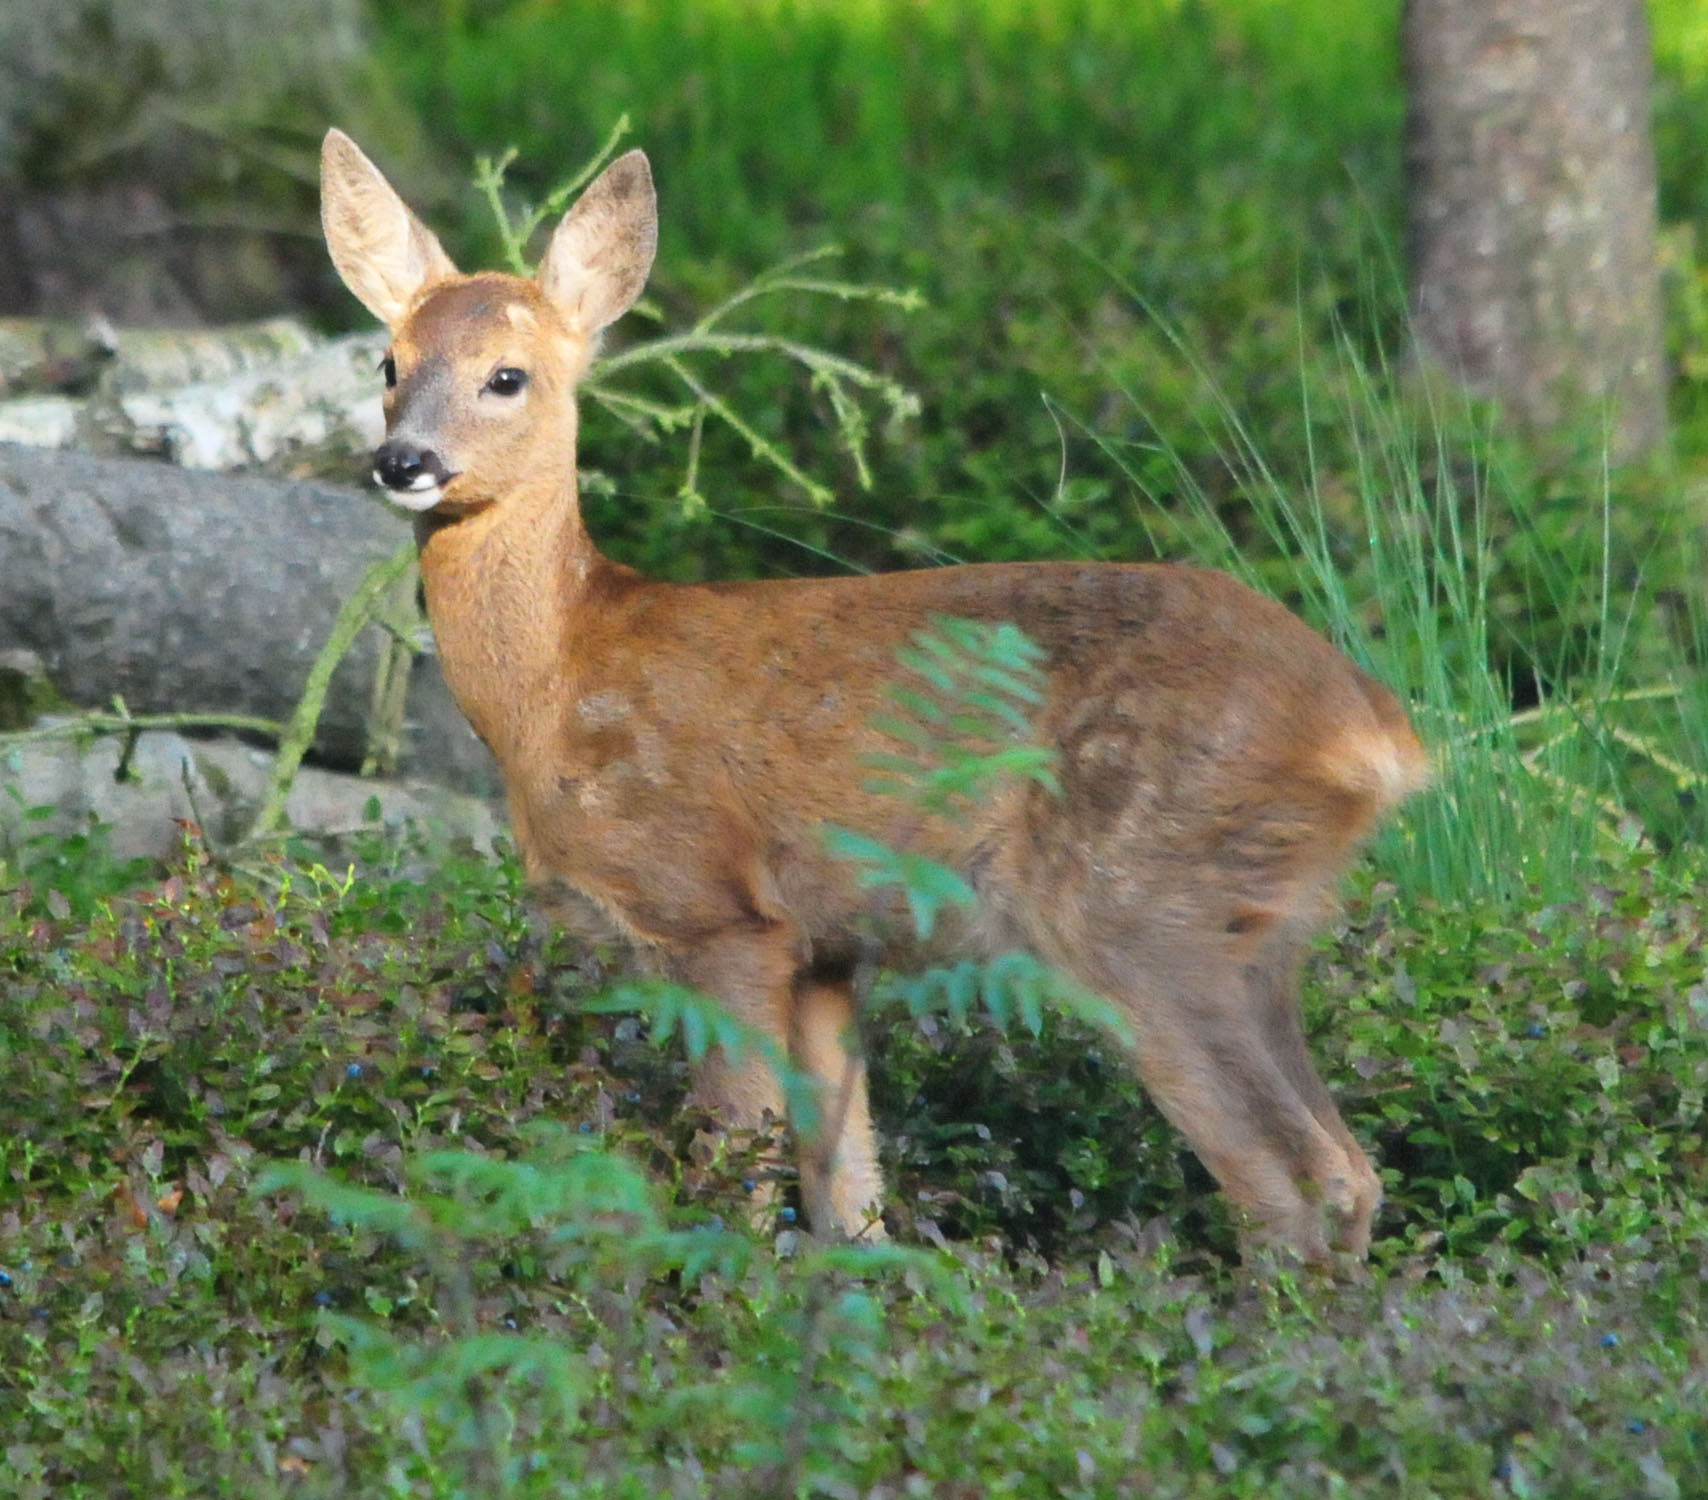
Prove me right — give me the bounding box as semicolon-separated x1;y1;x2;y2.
320;129;458;329
538;150;657;335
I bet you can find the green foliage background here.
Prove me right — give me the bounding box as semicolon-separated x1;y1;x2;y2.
362;0;1708;581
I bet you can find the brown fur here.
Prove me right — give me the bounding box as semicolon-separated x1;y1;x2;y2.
321;129;1429;1260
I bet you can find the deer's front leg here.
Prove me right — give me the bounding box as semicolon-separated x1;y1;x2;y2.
676;920;802;1225
792;970;886;1240
677;924;886;1239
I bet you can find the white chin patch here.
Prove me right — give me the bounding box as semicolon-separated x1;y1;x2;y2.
375;473;445;513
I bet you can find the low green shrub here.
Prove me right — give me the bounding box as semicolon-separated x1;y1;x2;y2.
2;775;1703;1496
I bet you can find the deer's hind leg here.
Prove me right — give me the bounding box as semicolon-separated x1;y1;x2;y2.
1244;933;1381;1255
1065;935;1374;1263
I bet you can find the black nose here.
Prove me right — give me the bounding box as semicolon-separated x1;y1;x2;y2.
374;440;451;491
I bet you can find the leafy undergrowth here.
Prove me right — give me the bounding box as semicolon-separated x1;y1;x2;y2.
1;830;1704;1498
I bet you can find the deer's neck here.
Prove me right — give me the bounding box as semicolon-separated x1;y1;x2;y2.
414;479;600;765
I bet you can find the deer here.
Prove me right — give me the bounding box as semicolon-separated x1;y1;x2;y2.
319;128;1429;1263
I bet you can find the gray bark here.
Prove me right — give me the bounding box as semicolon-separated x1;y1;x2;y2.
1402;0;1667;462
0;443;498;792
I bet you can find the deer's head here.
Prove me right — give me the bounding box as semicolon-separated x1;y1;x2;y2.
320;129;657;517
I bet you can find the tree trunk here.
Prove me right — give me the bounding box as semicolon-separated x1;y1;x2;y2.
1402;0;1667;463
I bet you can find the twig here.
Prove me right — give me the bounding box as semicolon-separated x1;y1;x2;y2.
660;355;833;506
0;709;286;752
592;328;912;398
678;404;707;516
250;544;416;840
475;115;633;275
360;561;424;778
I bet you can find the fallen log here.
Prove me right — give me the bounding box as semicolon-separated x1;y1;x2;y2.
0;443;498;792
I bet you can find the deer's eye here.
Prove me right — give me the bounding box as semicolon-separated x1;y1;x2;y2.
379;354;397;388
485;366;528;397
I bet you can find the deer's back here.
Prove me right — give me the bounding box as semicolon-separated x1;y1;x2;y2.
498;559;1423;958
